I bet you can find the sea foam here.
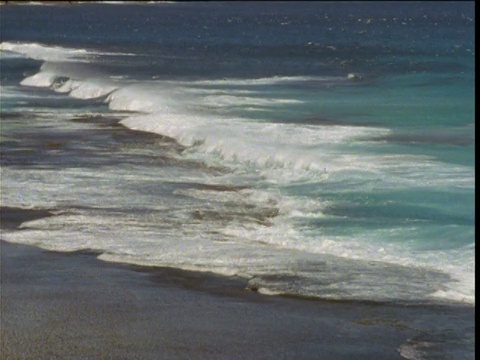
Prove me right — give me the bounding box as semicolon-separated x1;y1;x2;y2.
1;41;91;62
0;41;135;62
4;40;474;305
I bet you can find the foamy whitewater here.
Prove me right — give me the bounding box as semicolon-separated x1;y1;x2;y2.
0;2;475;305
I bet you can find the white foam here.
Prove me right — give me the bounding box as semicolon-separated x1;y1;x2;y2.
5;45;474;304
19;69;118;100
0;42;91;62
201;94;304;108
2;160;473;304
111;79;475;192
5;206;472;304
20;72;57;87
189;75;347;86
257;287;285;296
0;41;135;63
106;84;174;113
431;289;474;304
0;50;26;59
58;79;118;99
117;100;392;180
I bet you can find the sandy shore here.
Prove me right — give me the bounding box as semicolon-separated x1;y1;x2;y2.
0;207;475;359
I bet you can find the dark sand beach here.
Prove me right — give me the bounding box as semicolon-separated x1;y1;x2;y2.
0;208;475;360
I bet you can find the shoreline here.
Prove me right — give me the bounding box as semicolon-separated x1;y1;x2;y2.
1;3;475;357
1;207;475;359
0;106;474;359
0;207;471;308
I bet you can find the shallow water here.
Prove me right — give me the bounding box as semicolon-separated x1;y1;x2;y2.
0;2;475;305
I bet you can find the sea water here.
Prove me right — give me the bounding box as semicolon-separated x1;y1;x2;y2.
0;2;474;305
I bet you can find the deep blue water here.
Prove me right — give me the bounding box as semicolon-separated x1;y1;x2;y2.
0;2;475;306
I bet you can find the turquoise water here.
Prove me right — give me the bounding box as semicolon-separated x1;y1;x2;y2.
0;2;474;304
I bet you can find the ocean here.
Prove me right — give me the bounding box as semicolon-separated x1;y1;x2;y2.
0;1;475;306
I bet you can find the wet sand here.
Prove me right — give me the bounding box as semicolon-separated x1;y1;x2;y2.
0;113;475;359
0;213;474;360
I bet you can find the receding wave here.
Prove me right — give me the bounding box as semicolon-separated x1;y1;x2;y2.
3;41;474;305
